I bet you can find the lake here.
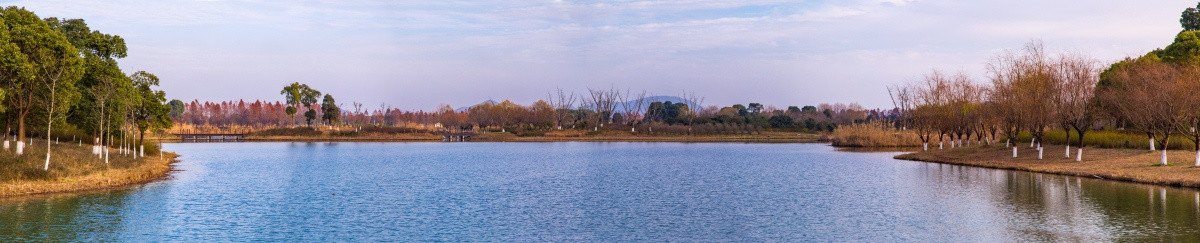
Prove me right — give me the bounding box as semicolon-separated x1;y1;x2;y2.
2;142;1199;241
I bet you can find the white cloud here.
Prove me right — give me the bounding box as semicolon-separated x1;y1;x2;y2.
4;0;1193;109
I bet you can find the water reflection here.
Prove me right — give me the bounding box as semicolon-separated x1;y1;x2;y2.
2;143;1200;241
0;190;133;242
916;163;1200;241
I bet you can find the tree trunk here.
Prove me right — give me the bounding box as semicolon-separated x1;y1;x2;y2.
1161;149;1169;166
44;79;57;171
16;111;25;155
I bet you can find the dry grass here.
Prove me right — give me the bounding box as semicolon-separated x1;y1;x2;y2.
896;145;1200;188
0;138;177;197
828;123;922;147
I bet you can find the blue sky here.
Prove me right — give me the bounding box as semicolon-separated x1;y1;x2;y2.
3;0;1192;110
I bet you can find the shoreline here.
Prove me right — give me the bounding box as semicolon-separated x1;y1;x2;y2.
0;152;180;199
894;145;1200;189
156;132;824;143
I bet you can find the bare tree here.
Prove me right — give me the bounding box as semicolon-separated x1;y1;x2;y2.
987;41;1059;159
887;83;915;130
587;87;618;127
1176;65;1200;165
1053;52;1099;161
618;89;648;129
548;88;576;129
1102;60;1183;165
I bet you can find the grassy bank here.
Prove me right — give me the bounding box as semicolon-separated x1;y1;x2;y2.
0;139;177;198
896;145;1200;188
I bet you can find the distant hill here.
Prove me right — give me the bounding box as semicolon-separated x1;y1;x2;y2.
456;99;497;112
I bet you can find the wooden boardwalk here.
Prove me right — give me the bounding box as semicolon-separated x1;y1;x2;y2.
176;133;246;142
438;131;476;141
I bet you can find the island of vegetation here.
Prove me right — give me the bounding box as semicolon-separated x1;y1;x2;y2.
0;7;175;197
834;3;1200;189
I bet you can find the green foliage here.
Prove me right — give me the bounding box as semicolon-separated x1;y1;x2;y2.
304;109;317;126
1160;30;1200;65
768;115;795;128
168;99;184;119
280;82;321;126
129;71;171;143
2;6;85;142
1184;3;1200;31
801;105;817;113
321;94;339;125
644;101;691;125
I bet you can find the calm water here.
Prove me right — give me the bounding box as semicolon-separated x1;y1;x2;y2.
2;142;1200;241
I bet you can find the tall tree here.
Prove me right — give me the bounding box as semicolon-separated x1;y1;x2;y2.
1183;3;1200;31
168;99;184;119
2;7;84;162
280;82;305;126
129;71;170;147
1053;53;1099;161
321;94;338;125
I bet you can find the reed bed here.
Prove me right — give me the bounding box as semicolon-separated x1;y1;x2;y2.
828;123;922;147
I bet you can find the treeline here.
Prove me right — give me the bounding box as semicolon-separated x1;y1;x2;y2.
897;6;1200;165
0;7;172;169
169;99;441;128
175;86;896;134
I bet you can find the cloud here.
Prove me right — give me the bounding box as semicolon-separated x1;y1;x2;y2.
5;0;1193;109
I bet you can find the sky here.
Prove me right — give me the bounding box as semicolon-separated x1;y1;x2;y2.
2;0;1193;110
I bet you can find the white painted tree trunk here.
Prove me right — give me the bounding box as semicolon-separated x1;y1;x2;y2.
16;141;24;155
104;146;109;164
1065;145;1070;158
140;145;145;157
1150;138;1156;151
1076;148;1083;162
923;143;928;151
1161;149;1168;165
3;140;8;150
1195;150;1199;166
939;141;943;150
631;128;635;133
950;140;955;148
1012;147;1018;158
1005;139;1010;148
1037;147;1043;160
1030;139;1035;148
